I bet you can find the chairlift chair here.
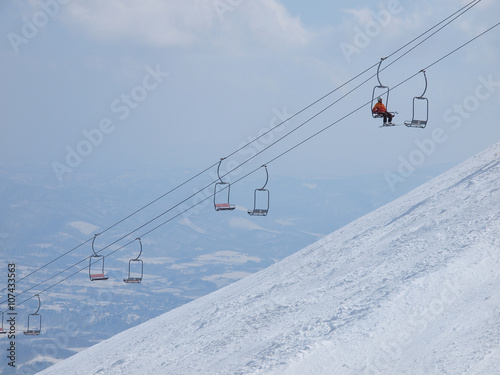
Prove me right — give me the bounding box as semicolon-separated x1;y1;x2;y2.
248;165;270;217
23;294;41;336
123;238;144;284
0;311;7;334
214;158;236;211
89;234;109;281
371;58;390;119
405;70;429;128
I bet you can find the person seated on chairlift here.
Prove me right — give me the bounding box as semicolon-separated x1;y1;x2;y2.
372;97;394;125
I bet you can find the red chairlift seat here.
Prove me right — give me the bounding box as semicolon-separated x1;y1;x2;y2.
0;312;6;334
215;202;235;211
90;273;109;281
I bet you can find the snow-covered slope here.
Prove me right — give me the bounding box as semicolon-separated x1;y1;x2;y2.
40;143;500;375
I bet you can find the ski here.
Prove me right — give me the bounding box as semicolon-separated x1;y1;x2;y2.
379;123;401;128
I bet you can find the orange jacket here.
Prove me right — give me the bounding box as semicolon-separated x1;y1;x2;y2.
372;102;387;113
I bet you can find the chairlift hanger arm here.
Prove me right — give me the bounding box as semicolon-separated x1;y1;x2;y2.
376;57;388;86
91;233;101;256
32;294;41;315
261;165;269;190
217;157;226;183
134;237;143;261
419;70;428;98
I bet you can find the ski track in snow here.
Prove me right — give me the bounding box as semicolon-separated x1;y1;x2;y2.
39;144;500;375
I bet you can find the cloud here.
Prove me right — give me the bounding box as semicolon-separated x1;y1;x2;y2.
64;0;211;46
179;217;207;234
228;217;267;231
228;217;279;233
68;221;99;235
62;0;312;48
342;7;374;25
243;0;312;46
303;183;318;190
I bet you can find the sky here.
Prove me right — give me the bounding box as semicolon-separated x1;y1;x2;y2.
1;0;499;185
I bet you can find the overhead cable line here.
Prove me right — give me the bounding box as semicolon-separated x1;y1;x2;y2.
0;162;219;293
7;17;499;312
198;0;484;184
2;0;479;297
378;0;482;77
384;0;481;61
1;0;485;303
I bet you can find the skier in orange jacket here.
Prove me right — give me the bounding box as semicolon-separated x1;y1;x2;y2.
372;98;393;125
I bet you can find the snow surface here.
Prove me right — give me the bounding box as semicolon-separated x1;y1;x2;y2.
40;143;500;375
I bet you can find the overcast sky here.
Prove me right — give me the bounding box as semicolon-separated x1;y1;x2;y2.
1;0;499;185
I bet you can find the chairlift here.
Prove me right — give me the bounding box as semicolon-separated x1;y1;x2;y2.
248;165;270;216
23;294;41;336
123;238;144;284
214;158;236;211
0;311;7;334
371;57;390;119
89;234;109;281
405;70;429;128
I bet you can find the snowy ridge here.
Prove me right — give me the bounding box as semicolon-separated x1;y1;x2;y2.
40;143;500;375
